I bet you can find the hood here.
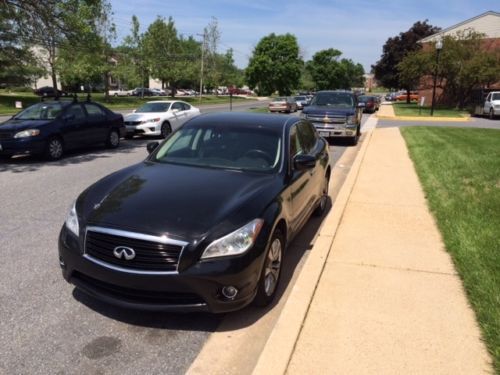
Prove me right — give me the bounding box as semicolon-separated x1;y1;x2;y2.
78;162;280;241
124;112;165;121
303;106;355;117
0;119;52;132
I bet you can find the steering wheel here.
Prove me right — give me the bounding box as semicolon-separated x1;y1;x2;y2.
243;149;273;164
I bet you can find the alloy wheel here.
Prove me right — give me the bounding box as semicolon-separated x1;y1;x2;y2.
264;237;282;297
48;139;63;159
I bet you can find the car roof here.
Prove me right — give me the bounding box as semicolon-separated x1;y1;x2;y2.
145;100;183;104
187;112;299;131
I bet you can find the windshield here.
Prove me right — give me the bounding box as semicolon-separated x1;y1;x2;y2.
310;93;354;108
273;97;286;102
136;102;170;113
153;124;282;173
295;96;306;101
14;102;63;120
492;93;500;101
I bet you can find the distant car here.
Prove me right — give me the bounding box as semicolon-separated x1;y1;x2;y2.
131;88;155;97
109;89;131;97
150;88;167;96
58;112;331;313
294;96;308;110
269;97;297;113
34;86;67;97
0;99;124;160
357;95;380;113
483;91;500;119
395;92;419;102
124;100;201;138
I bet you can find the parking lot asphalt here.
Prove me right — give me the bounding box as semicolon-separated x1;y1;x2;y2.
0;106;367;374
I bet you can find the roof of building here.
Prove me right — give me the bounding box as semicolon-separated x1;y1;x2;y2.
420;11;500;42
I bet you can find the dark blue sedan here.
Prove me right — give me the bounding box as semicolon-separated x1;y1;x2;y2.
0;100;125;160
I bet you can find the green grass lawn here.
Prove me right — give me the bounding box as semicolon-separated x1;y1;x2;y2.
393;102;469;118
0;91;251;115
401;127;500;371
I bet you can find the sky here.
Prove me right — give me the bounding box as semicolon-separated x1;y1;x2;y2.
109;0;497;73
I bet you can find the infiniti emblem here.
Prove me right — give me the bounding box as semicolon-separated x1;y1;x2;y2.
113;246;136;260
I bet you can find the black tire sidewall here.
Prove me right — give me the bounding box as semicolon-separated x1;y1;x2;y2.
45;137;63;160
161;122;171;138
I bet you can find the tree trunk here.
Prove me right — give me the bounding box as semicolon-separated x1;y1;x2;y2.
51;65;58;89
406;89;410;104
104;71;110;100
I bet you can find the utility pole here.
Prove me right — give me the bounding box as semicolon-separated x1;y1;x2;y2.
197;32;206;104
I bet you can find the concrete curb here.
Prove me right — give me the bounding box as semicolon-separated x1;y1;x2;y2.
376;114;471;122
251;125;376;375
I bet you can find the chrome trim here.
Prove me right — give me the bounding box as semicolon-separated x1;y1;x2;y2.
83;254;179;275
86;226;188;247
84;226;188;275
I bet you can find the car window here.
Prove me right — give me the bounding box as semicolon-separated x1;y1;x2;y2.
84;103;106;118
491;93;500;101
65;104;86;121
14;102;63;120
311;93;354;108
172;102;183;111
136;102;170;112
289;125;304;159
182;103;191;111
297;122;317;153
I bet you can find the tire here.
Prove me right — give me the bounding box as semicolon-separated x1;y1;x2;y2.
253;230;284;307
314;174;329;216
349;125;360;146
489;108;495;120
160;122;172;138
106;129;120;148
45;137;64;160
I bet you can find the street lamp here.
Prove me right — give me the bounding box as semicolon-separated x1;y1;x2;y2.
430;38;443;116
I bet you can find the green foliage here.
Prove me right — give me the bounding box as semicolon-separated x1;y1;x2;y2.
373;20;440;90
398;31;500;108
245;33;303;96
306;48;364;90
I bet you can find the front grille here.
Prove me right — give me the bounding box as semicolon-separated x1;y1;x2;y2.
307;114;346;123
0;132;13;140
72;272;205;305
85;229;184;272
125;121;142;126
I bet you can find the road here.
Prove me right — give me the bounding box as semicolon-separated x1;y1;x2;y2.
0;104;368;374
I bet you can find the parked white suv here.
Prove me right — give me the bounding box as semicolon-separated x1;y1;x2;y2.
124;100;201;138
483;91;500;119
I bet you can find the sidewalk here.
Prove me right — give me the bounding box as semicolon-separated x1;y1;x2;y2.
376;102;470;122
253;126;492;374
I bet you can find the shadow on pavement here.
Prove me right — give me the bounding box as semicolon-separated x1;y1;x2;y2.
0;139;150;174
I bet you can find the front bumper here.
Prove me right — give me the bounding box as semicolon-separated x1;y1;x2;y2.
58;226;265;313
125;122;161;136
0;137;46;156
312;123;357;138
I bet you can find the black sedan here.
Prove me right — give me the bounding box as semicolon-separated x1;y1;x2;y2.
0;100;125;160
58;112;331;313
34;86;67;97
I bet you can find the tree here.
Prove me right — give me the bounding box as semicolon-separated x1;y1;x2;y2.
202;17;221;92
306;48;364;90
373;20;440;102
398;31;500;108
142;16;181;95
246;33;303;95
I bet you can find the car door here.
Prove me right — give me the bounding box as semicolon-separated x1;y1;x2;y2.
484;93;492;114
83;103;108;143
60;103;88;148
182;102;198;121
287;123;316;232
170;101;187;131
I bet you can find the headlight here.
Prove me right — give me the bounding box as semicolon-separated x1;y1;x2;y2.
14;129;40;138
201;219;264;259
65;201;79;236
141;118;161;124
346;115;356;125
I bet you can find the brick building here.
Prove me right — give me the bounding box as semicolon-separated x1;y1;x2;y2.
418;11;500;105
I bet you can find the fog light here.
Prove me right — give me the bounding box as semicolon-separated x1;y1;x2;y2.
221;286;238;299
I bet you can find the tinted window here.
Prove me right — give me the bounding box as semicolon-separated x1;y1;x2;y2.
181;102;191;111
14;102;63;120
289;125;304;158
492;93;500;101
136;102;170;112
311;92;354;108
84;104;105;118
297;122;317;152
154;124;282;173
66;104;86;121
172;102;183;111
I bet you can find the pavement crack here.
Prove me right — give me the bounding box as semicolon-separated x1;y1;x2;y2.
330;260;458;276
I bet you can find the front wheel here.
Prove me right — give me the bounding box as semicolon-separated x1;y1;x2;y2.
314;174;330;216
349;125;360;146
45;137;64;160
253;230;284;307
106;129;120;148
161;122;172;138
489;108;496;120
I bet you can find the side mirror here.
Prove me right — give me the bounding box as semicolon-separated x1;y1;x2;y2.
147;141;160;154
294;154;316;171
